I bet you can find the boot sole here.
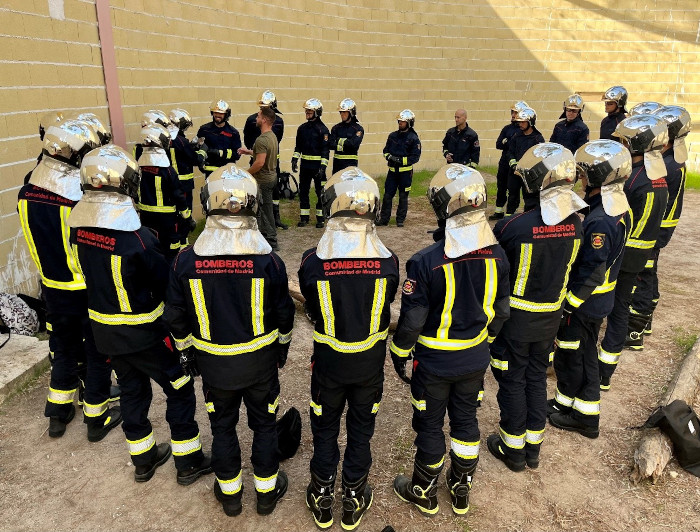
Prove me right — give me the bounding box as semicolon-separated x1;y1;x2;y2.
393;488;439;516
48;406;76;438
340;491;373;531
177;464;213;486
135;446;172;482
452;503;470;515
305;498;333;529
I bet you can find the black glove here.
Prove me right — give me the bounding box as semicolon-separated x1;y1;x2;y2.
509;158;517;170
291;158;299;173
179;347;199;378
197;153;206;173
277;341;290;369
316;167;326;181
186;215;197;232
391;351;412;385
387;155;401;166
559;303;573;330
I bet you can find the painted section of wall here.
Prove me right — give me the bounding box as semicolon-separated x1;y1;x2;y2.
1;0;698;295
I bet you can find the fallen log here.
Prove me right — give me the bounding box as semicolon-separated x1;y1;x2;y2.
630;338;700;484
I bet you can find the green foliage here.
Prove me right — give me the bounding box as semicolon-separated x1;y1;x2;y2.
671;326;698;354
685;171;700;190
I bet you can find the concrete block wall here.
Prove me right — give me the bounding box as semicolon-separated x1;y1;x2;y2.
1;0;699;295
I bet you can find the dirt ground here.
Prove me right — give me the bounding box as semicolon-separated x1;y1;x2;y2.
1;181;699;532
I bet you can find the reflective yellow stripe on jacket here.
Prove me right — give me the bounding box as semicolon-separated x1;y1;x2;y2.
251;278;265;335
88;302;164;325
190;279;211;340
111;255;132;312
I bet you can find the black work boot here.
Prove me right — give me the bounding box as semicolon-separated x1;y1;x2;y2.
624;313;649;351
315;218;325;229
488;211;505;220
256;470;288;516
486;434;526;472
341;473;373;531
393;459;443;516
87;406;123;442
214;480;243;517
48;404;76;438
547;398;570;417
525;442;540;469
599;375;611;391
446;454;477;515
306;470;335;529
177;454;213;486
298;216;310;227
644;314;653;335
135;442;172;482
549;412;599;439
273;204;288;229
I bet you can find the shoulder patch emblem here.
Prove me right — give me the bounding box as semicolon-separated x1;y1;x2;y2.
474;140;480;147
356;130;362;136
323;134;329;141
416;143;421;150
402;279;416;295
591;233;605;249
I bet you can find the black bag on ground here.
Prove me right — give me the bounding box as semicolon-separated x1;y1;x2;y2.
276;406;302;461
643;399;700;477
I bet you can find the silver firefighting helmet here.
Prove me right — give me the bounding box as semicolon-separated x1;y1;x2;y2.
138;124;171;167
303;98;323;119
317;167;390;260
564;94;585;112
613;114;668;179
31;119;100;200
258;90;281;114
575;140;632;216
511;100;530;113
69;145;142;231
629;102;662;117
75;112;112;145
338;98;357;119
427;164;497;258
654;105;692;164
210;99;231;121
515;143;587;225
141;109;169;128
397;109;415;129
514;107;537;128
169;108;193;132
602;86;628;112
196;164;270;256
39;111;65;141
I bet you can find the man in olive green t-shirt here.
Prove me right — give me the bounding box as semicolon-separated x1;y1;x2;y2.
238;106;279;250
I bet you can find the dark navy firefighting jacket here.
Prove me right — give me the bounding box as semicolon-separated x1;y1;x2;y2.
442;125;480;165
656;148;686;249
383;128;421;173
293;119;330;172
196;121;242;171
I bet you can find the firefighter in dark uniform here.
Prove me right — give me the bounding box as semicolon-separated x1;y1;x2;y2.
549;140;632;437
165;164;295;517
69;145;211;484
243;90;288;230
549;94;589;154
293;98;330;228
490;101;528;220
168;109;199;248
600;86;628;140
391;165;510;516
627;106;692;349
299;168;399;530
488;143;585;470
377;110;421;228
329;98;365;175
133;110;171;162
196;100;242;177
137;123;195;262
442;108;479;167
598;115;669;390
18;119;120;441
504;107;545;217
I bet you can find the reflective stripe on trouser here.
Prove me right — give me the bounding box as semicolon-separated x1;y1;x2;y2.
44;311;111;420
599;269;638;379
298;166;324;221
410;363;485;465
203;375;280;486
553;310;603;428
309;367;383;482
630;247;660;316
109;343;203;469
254;471;278;493
378;169;412;223
218;471;243;495
489;320;550;459
172;433;203;456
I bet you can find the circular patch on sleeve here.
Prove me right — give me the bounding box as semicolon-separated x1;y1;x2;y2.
591;233;605;249
402;279;416;295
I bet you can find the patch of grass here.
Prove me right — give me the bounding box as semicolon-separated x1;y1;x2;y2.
685;171;700;190
476;164;499;176
671;326;698;354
